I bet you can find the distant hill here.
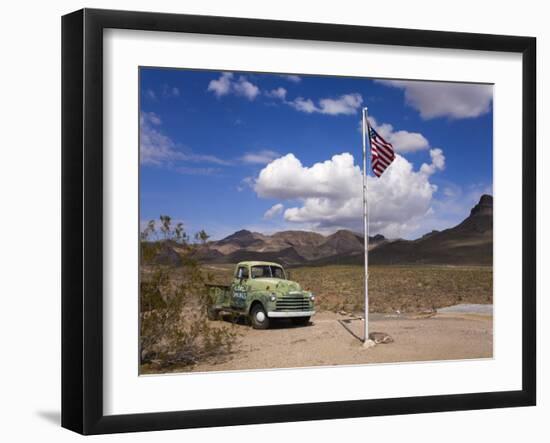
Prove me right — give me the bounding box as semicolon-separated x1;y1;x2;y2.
369;194;493;265
162;194;493;267
190;223;390;266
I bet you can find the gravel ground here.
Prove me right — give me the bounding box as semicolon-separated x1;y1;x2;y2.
186;307;493;373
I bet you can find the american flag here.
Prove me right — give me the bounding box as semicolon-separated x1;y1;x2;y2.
368;123;395;177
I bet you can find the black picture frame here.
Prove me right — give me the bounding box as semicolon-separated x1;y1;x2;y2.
62;8;537;435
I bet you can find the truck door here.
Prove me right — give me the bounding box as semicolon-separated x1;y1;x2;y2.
231;266;249;310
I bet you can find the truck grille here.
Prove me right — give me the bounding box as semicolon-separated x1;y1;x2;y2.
275;293;310;311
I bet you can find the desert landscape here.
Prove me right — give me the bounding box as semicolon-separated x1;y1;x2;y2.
139;195;493;374
184;308;493;373
187;195;493;269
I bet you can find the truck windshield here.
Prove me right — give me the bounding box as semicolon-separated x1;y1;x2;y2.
251;265;286;279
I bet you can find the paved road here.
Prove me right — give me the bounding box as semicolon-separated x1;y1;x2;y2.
437;303;493;315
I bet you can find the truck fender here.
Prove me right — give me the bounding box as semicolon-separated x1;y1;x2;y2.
248;299;265;314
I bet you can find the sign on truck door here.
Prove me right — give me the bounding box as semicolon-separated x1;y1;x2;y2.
232;265;249;309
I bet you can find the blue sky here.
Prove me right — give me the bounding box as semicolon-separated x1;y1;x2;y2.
139;67;493;240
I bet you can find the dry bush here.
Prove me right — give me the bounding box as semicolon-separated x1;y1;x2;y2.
140;216;238;371
292;264;493;314
198;263;492;314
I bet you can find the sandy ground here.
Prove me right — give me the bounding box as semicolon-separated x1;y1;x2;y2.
189;305;493;372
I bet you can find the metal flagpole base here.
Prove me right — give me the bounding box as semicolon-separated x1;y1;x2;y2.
362;339;376;349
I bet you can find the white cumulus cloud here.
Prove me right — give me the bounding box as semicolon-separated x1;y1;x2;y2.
207;72;360;117
241;150;281;165
207;72;232;97
264;203;284;219
280;74;301;83
369;117;430;153
420;148;445;175
254;153;359;200
289;97;318;113
265;87;287;100
232;77;260;100
376;79;493;119
318;93;364;115
289;93;363;116
207;72;260;100
253;150;446;238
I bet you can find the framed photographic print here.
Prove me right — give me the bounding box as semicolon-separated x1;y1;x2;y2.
62;8;536;435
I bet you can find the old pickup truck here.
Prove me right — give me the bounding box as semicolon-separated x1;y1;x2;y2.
207;261;315;329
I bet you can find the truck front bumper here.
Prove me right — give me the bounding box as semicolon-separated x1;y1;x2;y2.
267;310;315;318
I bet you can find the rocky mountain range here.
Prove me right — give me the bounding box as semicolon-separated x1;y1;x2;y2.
190;194;493;267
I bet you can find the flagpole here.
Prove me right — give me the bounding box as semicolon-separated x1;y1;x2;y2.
362;107;370;344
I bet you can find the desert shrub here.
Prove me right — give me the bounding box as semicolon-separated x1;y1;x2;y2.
292;264;493;314
140;216;238;370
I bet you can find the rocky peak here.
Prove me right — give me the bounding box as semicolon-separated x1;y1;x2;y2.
421;230;440;239
218;229;258;246
470;194;493;217
371;234;386;243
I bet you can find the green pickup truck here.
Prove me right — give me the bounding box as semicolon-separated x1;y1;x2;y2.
207;261;315;329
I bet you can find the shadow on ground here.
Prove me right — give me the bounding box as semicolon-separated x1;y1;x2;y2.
36;410;60;426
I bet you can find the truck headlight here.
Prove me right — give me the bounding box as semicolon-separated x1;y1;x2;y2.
270;294;277;302
310;295;315;302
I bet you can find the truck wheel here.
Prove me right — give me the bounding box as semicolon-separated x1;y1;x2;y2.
250;304;270;330
207;307;219;321
291;316;310;326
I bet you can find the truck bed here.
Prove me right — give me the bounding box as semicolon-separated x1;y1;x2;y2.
205;283;231;290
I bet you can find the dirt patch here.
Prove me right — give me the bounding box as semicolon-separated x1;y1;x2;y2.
143;264;494;374
154;310;492;373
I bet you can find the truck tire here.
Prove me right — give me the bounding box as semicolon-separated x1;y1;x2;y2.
207;307;220;321
291;316;310;326
250;304;270;330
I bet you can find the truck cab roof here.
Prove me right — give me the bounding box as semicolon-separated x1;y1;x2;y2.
236;261;284;268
